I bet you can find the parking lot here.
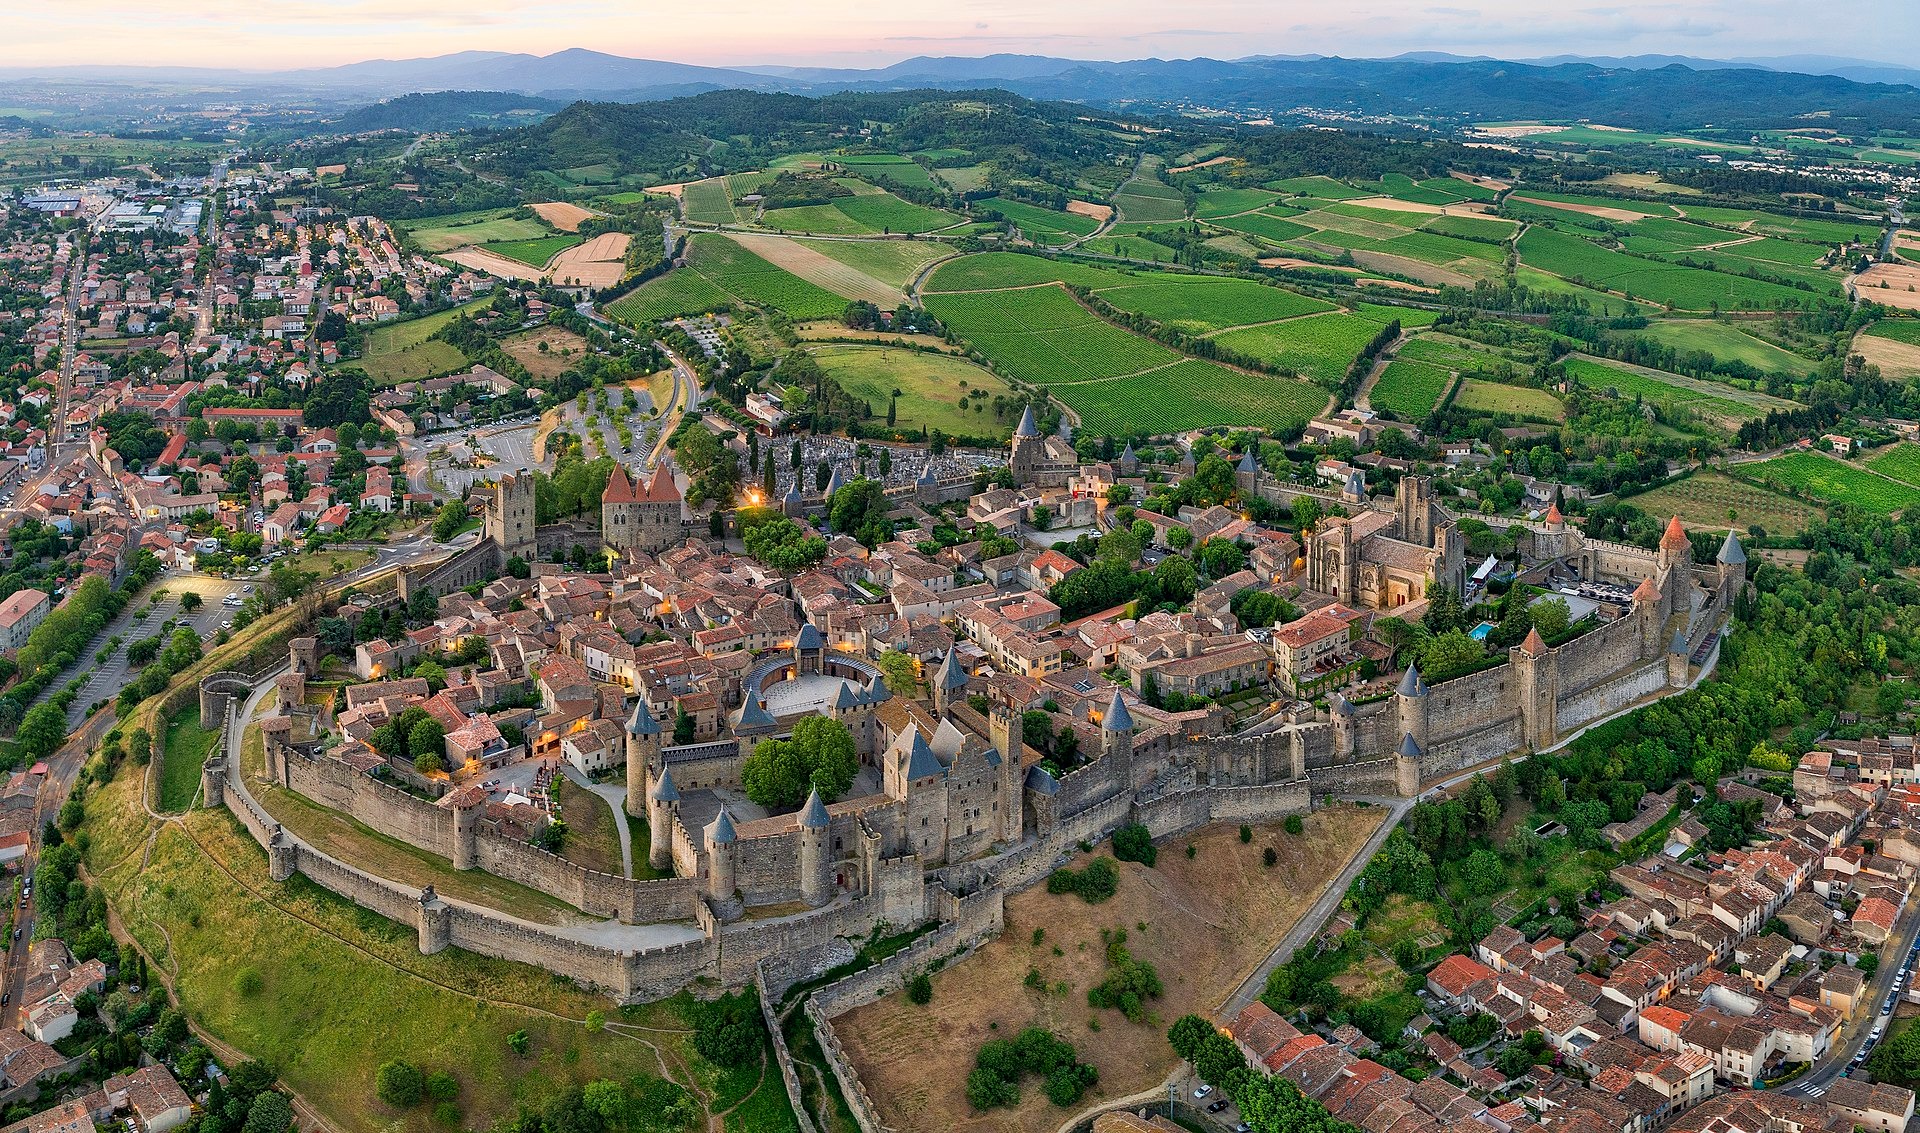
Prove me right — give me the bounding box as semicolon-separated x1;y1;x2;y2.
62;572;250;726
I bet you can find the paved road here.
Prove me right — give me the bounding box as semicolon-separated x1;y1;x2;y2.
1784;903;1920;1098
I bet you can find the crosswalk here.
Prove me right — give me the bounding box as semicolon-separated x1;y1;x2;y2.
1804;1084;1828;1098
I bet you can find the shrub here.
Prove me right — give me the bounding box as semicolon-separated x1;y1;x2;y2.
969;1028;1098;1110
233;967;263;997
1240;824;1253;843
424;1072;459;1103
374;1060;425;1107
689;990;764;1068
1088;933;1164;1024
1285;814;1305;835
1263;847;1279;868
506;1030;531;1056
1112;823;1157;866
432;1103;462;1127
1046;857;1119;903
906;974;933;1005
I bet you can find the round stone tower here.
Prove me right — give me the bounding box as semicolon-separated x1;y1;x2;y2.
798;787;831;907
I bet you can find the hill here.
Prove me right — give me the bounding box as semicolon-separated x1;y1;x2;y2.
325;90;566;133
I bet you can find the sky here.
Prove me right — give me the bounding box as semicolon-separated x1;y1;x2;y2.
0;0;1909;71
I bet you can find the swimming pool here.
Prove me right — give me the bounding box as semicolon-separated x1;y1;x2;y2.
1469;621;1495;642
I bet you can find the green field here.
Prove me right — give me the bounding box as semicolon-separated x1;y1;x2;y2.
1740;451;1920;512
1620;320;1816;377
681;178;739;224
922;253;1131;293
1630;471;1822;536
481;235;581;268
1113;176;1188;223
976;197;1100;245
1211;211;1316;244
1677;206;1881;245
1370;359;1454;421
1060;360;1326;435
1398;334;1524;374
1421;214;1516;241
761;203;873;235
1082;236;1178;262
1270;176;1366;200
1211;312;1391;384
832;192;961;234
927;285;1180;385
159;708;220;813
1562;356;1788;431
357;297;493;385
401;209;551;253
1518;227;1822;309
1452;379;1566;420
836;154;938;189
1091;276;1333;334
1194;188;1282;218
807;239;952;289
1510;188;1681;217
1867;320;1920;346
810;344;1019;439
604;268;735;325
685;235;850;320
1865;442;1920;486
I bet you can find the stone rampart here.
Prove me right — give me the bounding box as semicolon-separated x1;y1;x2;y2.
283;753;456;858
1556;615;1648;696
1425;662;1519;748
1561;660;1670;730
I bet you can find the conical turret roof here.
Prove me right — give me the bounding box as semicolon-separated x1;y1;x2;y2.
1102;687;1134;733
1398;733;1424;758
1238;449;1258;474
706;806;737;845
650;766;679;803
627;697;661;736
799;788;830;828
1660;515;1689;551
1397;664;1427;698
934;648;970;691
1717;529;1746;566
735;686;776;730
1014;404;1040;438
1520;627;1548;656
1631;576;1660;604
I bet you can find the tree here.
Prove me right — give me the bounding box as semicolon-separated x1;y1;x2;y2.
738;509;827;571
17;703;68;760
741;716;859;808
1419;629;1487;681
375;1061;425;1108
673;707;695;745
506;555;531;579
432;501;469;543
408;719;446;771
1530;597;1572;638
1167;525;1193;551
877;650;919;697
242;1092;294;1133
180;592;202;613
906;973;933;1005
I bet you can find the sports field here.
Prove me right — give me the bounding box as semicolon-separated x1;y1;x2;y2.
1630;471;1822;536
810;345;1019;439
401;209;551;253
1740;451;1920;512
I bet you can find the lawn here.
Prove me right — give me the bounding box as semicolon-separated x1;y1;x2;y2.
1452;379;1566;420
1630;471;1823;536
1211;311;1392;384
401;209;551;253
1370;359;1454;421
810;344;1020;440
553;780;629;879
833;808;1383;1133
1620;319;1816;377
1058;360;1327;436
481;235;582;269
158;708;220;813
84;756;745;1133
1740;451;1920;512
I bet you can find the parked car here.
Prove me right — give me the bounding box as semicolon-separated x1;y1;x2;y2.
1194;1085;1212;1099
1207;1099;1230;1114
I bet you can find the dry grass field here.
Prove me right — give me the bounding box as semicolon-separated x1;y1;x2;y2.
1065;200;1115;222
548;232;630;288
500;326;593;380
1856;330;1920;380
531;201;595;231
834;805;1384;1133
443;247;546;282
1508;195;1650;222
1857;261;1920;312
